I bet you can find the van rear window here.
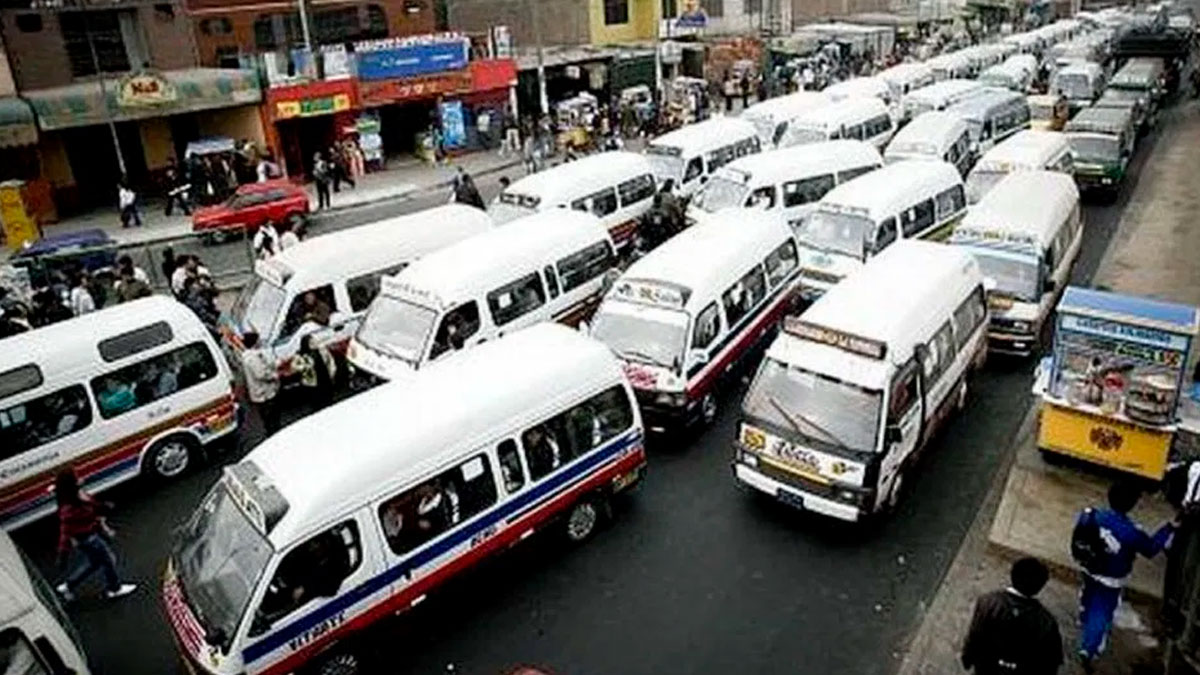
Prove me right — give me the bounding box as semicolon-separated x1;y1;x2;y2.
98;321;174;362
0;364;42;399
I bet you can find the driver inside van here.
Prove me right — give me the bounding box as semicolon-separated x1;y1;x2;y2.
522;425;562;478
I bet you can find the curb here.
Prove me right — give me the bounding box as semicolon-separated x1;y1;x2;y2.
315;158;523;217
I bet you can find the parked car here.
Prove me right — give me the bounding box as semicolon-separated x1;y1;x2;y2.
191;179;309;243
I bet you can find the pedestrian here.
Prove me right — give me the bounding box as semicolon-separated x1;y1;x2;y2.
160;246;178;284
117;255;149;286
182;277;219;331
498;176;511;191
294;333;336;412
1163;459;1200;635
240;331;281;436
1072;481;1177;671
961;557;1062;675
0;304;30;337
31;284;71;327
171;255;198;297
452;167;485;209
114;266;151;303
68;273;95;317
740;72;751;109
329;143;355;192
279;220;303;250
299;290;331;326
256;153;280;183
345;139;365;179
501;115;520;157
476;107;493;150
53;470;137;602
117;177;141;228
253;221;280;259
164;158;191;216
312;153;331;209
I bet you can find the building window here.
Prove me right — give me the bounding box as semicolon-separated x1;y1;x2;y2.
604;0;629;25
153;4;175;21
746;0;762;12
662;0;677;18
701;0;723;17
15;14;42;32
60;10;132;78
214;47;242;69
199;17;232;35
366;4;388;36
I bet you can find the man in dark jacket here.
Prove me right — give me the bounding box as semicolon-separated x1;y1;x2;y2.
962;557;1062;675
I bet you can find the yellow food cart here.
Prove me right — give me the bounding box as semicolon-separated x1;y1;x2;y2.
1033;286;1200;480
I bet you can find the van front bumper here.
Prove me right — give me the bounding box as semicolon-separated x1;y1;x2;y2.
634;389;696;432
987;328;1037;356
732;456;869;522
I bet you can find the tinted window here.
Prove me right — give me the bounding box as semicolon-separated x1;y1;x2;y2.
782;174;835;207
871;217;898;254
952;286;987;350
520;386;634;482
429;302;481;360
90;342;218;419
721;265;767;327
844;124;865;140
764;240;799;287
0;628;50;675
922;321;957;383
692;303;721;349
497;439;525;494
257;522;362;622
347;264;407;313
571;188;619;218
900;198;935;237
487;273;546;326
0;385;93;460
836;164;876;183
280;285;336;342
98;322;174;362
557;241;614;292
866;114;892;137
0;364;43;399
378;454;497;555
683;158;704;183
748;186;776;208
617;174;656;206
935;185;966;219
544;265;560;299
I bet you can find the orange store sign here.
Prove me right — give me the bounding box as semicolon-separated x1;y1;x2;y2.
359;72;473;106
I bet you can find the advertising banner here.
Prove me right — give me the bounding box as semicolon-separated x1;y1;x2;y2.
439;100;467;148
357;36;470;81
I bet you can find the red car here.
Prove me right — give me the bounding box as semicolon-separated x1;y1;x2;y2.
192;180;310;242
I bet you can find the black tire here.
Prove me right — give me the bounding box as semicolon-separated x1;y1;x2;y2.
312;649;360;675
562;497;604;544
699;392;719;427
143;434;198;481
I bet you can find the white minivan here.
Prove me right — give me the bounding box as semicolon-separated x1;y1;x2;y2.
964;129;1073;203
741;91;831;148
944;87;1031;154
349;210;616;382
903;79;984;120
1053;62;1105;112
488;150;657;248
949;170;1081;356
224;204;493;379
734;240;989;521
878;62;935;121
883;111;974;176
783;97;895;150
688;140;883;227
823;77;896;116
795;160;967;300
164;324;647;675
645;117;761;198
1;530;90;673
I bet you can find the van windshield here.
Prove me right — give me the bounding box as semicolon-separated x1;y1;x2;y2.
488;199;537;225
1054;73;1092;100
356;295;437;364
887;140;938;158
970;249;1041;302
693;176;750;213
744;358;882;454
788;126;828;145
591;304;688;372
797;209;873;259
646;146;684;183
232;277;286;336
173;483;273;646
1068;135;1120;163
965;169;1008;203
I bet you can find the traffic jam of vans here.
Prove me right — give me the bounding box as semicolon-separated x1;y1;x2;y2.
0;11;1172;673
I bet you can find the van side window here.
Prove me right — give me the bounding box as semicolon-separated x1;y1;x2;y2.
865;114;892;137
921;321;957;383
543;265;560;299
871;217;898;254
748;186;776;208
836;164;876;183
952;286;987;350
430;302;481;360
520;385;634;481
764;239;799;287
0;628;50;675
98;321;173;362
497;439;526;494
571;187;618;218
783;174;835;207
692;303;721;350
707;145;736;172
0;384;93;460
90;342;218;419
347;263;407;312
378;453;498;555
935;186;966;220
557;241;614;293
888;363;919;423
844;123;865;140
617;174;656;206
280;284;336;342
721;265;767;327
683;157;704;183
900;198;935;237
257;521;362;624
487;273;546;326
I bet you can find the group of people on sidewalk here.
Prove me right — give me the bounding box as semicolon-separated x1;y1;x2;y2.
311;141;365;210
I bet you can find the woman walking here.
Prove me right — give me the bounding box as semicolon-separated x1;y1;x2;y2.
295;334;337;412
53;470;136;602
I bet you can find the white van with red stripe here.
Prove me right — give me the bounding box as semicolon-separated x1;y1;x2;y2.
164;324;645;675
589;209;802;432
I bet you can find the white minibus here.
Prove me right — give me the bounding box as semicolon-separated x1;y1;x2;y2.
822;77;896;117
741;91;831;148
589;210;801;431
964;129;1073;203
0;296;236;529
1052;62;1105;112
646;117;761;198
903;79;985;120
795;160;966;300
877;62;935;118
349;210;616;383
488;151;657;248
945;87;1031;154
978;58;1035;92
164;324;647;675
883;111;974;176
949;170;1081;356
1;530;90;673
688;140;883;227
223;204;493;380
782;97;894;150
734;240;989;521
927;52;974;81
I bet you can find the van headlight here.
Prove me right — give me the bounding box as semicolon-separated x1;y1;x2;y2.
742;452;759;467
1010;320;1032;333
655;391;686;408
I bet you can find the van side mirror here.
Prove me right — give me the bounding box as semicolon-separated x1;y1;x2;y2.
1044;277;1057;294
328;311;349;331
247;613;271;638
687;349;709;368
885;425;903;446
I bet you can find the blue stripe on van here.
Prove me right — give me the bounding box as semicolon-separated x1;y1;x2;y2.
243;428;642;664
1;455;140;528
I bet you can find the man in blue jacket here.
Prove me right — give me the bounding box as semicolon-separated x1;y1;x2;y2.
1075;482;1176;671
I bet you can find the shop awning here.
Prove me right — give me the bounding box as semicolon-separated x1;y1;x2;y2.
25;68;262;131
0;96;37;148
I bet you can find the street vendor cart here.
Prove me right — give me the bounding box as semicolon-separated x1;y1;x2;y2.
1033;286;1200;480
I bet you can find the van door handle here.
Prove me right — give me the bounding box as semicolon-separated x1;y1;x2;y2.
146;404;171;419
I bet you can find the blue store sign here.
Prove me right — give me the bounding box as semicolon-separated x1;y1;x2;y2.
357;38;469;81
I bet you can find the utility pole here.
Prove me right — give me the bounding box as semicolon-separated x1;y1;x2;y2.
527;0;548;114
83;12;127;176
296;0;314;54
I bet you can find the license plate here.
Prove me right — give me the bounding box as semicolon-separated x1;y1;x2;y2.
777;487;806;510
612;469;640;492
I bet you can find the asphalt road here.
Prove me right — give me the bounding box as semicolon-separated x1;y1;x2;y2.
8;111;1168;675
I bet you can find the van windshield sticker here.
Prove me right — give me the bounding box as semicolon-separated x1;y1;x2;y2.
784;316;888;360
950;227;1039;251
461;456;485;482
381;276;444;309
255;259;291;288
612;280;691;310
223;463;289;535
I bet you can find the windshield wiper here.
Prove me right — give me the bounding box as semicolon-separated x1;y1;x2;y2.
765;394;856;454
620;347;673;369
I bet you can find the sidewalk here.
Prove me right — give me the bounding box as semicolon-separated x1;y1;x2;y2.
897;100;1200;675
38;148;523;246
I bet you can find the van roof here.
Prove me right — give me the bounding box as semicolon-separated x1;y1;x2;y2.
0;530;35;625
953;171;1079;248
616;209;793;311
264;204;493;288
944;87;1025;120
1066;105;1133;134
887;111;967;151
794;96;887;126
974;129;1068;170
823;77;889;101
907;79;983;103
247;324;626;546
1057;61;1103;76
500;151;653;205
878;61;933;83
384;209;611;308
649;116;758;154
768;240;982;386
927;51;972;69
816;159;961;220
719;140;882;181
742;91;830;118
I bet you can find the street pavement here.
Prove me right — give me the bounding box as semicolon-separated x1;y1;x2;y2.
7;120;1160;675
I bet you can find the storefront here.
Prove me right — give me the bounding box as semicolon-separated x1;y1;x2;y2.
24;68;263;214
0;96;53;224
263;78;359;179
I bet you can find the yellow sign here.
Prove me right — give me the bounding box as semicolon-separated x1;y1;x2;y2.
1037;401;1172;479
275;94;351;120
117;71;178;107
0;182;39;252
